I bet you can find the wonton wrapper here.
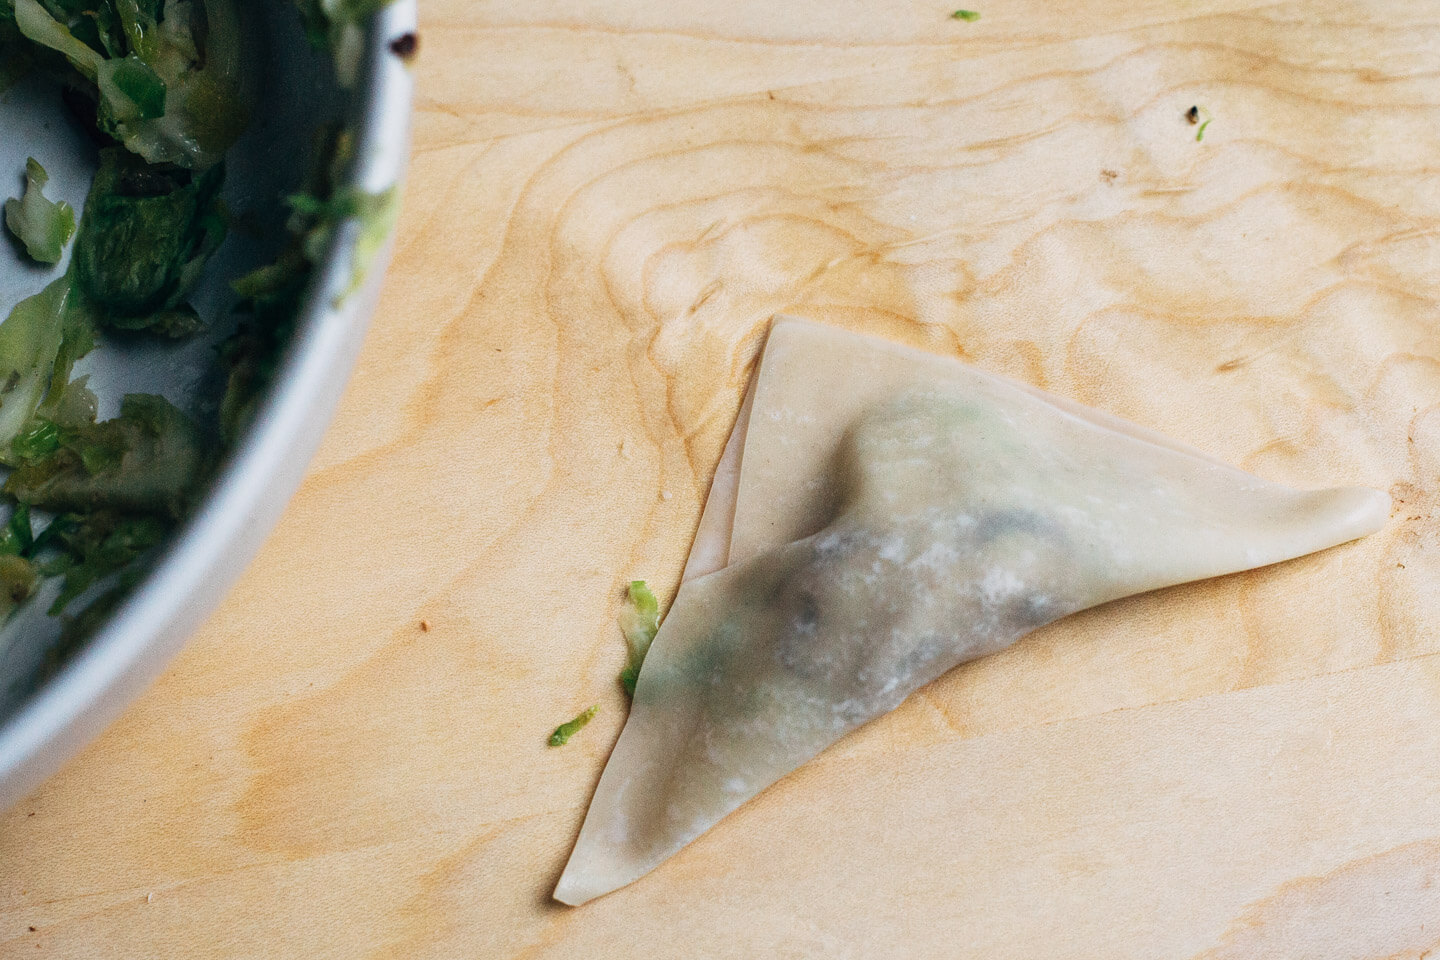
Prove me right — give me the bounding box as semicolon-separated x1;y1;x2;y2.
554;318;1389;905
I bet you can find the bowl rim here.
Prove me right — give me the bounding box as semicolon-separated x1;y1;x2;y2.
0;0;419;812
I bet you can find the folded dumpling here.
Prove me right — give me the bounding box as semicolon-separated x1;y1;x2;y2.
554;318;1389;906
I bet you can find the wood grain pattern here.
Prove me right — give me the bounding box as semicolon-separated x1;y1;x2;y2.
4;0;1440;955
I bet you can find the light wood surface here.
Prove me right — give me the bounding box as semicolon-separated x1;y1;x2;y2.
4;0;1440;955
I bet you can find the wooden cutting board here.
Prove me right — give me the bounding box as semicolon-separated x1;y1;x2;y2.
4;0;1440;955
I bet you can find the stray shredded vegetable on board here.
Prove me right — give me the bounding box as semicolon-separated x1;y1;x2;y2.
549;705;599;747
618;579;660;697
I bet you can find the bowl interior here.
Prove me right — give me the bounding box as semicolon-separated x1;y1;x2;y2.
0;2;346;725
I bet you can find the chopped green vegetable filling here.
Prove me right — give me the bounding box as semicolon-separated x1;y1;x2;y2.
951;9;981;21
0;503;39;619
294;0;398;86
0;500;39;618
7;0;247;170
288;184;400;297
6;393;207;519
219;131;401;442
97;54;168;124
5;157;76;265
0;13;34;94
618;579;660;697
0;275;93;451
216;290;298;446
548;704;599;747
34;510;167;614
11;0;103;81
0;503;33;556
72;147;225;327
0;554;37;619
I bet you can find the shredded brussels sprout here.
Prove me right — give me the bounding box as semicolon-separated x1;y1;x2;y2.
4;157;75;264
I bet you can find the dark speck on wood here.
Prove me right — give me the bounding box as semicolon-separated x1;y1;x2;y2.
390;32;419;60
